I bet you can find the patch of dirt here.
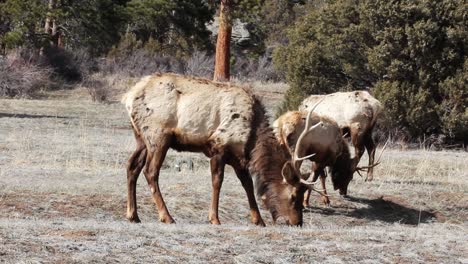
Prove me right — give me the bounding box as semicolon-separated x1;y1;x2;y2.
0;191;129;220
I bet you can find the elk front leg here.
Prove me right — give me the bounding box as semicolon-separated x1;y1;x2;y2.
233;165;265;226
303;164;319;207
364;131;376;181
126;135;147;223
209;155;225;225
144;135;174;224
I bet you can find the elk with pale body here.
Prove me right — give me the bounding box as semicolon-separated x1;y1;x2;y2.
274;110;353;206
299;91;383;181
122;73;322;226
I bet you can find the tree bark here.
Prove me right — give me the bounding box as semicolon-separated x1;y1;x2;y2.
213;0;233;82
44;0;60;47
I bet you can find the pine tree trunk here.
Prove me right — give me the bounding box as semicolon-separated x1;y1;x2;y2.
213;0;233;82
44;0;59;47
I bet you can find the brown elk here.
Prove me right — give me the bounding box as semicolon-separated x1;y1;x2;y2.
299;91;383;181
122;73;322;226
274;110;353;206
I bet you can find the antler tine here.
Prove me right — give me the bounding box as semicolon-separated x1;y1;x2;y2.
356;161;381;171
355;169;364;178
313;190;330;197
293;97;325;164
310;187;330;197
374;137;390;165
300;179;316;186
300;179;329;197
295;153;316;161
355;137;389;171
281;161;289;183
283;162;321;188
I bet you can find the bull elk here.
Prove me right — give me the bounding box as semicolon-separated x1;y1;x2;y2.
299;91;383;181
122;73;322;226
274;110;353;206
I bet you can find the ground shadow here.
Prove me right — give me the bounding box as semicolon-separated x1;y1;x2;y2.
305;195;437;225
0;113;71;119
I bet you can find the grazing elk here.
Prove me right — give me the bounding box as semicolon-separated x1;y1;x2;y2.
122;73;322;226
274;110;353;206
299;91;383;181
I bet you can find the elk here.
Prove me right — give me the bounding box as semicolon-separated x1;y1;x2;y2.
122;73;322;226
274;110;353;207
299;91;383;181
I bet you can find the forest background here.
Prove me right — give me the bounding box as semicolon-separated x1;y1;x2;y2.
0;0;466;144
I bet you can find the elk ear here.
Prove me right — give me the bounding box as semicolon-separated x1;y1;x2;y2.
281;161;299;186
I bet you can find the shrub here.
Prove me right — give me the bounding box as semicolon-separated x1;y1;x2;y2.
82;73;110;103
102;49;185;77
232;53;283;82
0;51;51;97
184;51;214;79
41;46;91;83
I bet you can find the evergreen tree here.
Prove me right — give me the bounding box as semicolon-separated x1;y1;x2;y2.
126;0;215;57
274;0;467;141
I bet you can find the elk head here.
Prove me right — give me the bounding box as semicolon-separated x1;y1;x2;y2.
276;100;326;226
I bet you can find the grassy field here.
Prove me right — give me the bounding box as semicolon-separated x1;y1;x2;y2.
0;87;467;263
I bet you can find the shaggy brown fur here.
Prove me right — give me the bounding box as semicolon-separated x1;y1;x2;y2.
248;100;305;223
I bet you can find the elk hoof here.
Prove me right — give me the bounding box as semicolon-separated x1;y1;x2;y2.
322;197;331;207
127;214;141;223
209;219;221;225
160;216;175;224
253;218;266;227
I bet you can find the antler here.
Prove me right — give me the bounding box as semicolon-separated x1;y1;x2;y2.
355;138;390;173
281;163;329;197
282;161;317;185
293;98;325;164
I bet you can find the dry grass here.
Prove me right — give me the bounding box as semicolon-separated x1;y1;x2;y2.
0;88;467;263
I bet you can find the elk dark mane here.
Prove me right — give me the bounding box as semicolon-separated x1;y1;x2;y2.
247;98;290;220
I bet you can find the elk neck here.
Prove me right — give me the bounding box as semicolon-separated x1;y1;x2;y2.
247;98;292;220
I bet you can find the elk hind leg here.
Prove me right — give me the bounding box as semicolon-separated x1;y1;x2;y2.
350;124;365;170
319;170;330;206
144;133;174;224
233;165;265;226
209;155;225;225
364;131;376;181
126;133;147;223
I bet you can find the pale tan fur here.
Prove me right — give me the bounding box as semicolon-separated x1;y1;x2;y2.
299;91;382;133
123;73;254;158
274;111;343;166
299;91;383;181
122;73;311;226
